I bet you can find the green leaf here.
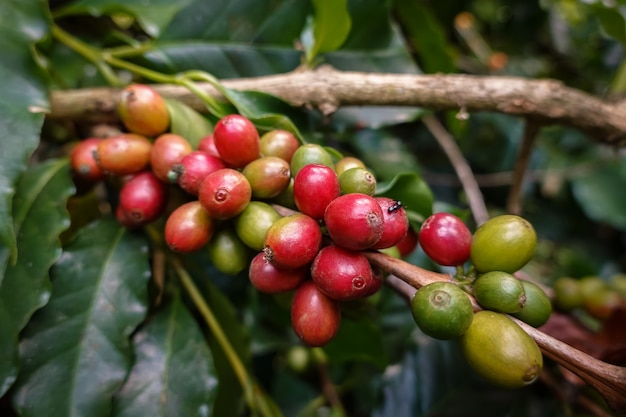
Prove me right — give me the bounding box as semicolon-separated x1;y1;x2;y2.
113;294;218;417
11;218;151;417
303;0;352;64
165;98;214;148
0;158;74;396
592;4;626;45
55;0;194;38
0;0;49;262
375;172;434;225
323;318;387;369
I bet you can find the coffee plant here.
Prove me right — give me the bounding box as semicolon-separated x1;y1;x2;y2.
2;1;626;417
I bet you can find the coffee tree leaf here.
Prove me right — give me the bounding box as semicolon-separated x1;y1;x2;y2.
375;172;434;225
303;0;351;64
112;294;218;417
55;0;193;38
11;218;151;417
591;4;626;45
0;0;49;263
0;159;74;397
323;318;387;370
165;98;214;148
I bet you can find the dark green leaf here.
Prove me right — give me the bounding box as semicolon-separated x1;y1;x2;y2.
56;0;193;38
304;0;351;63
0;159;74;396
11;218;151;417
113;294;218;417
376;172;434;225
0;0;49;262
165;98;213;148
592;5;626;45
323;318;387;369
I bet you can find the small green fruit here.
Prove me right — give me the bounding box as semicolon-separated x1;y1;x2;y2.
553;277;583;311
207;228;250;276
235;201;281;251
511;280;552;327
290;144;334;177
473;271;526;313
338;167;376;195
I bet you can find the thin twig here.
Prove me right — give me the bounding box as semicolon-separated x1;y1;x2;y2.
422;114;489;225
507;120;541;215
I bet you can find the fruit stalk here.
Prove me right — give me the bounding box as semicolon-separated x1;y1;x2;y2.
364;250;626;413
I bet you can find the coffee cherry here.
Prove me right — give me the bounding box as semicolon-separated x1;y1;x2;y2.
248;252;307;294
150;133;192;182
207;227;250;276
95;133;152;175
290;144;334;177
460;311;543;389
334;156;366;176
242;156;291;199
197;134;221;158
311;245;374;301
338;167;376;196
395;227;419;257
511;280;552;327
213;114;260;168
473;271;526;313
291;281;341;347
293;164;340;220
470;215;536;273
234;201;281;251
259;129;300;163
410;281;474;340
584;287;623;320
117;84;169;137
419;212;471;266
264;213;322;270
370;197;409;250
324;193;384;251
70;138;105;184
198;168;252;220
118;171;168;226
553;277;583;311
171;151;226;195
164;201;215;253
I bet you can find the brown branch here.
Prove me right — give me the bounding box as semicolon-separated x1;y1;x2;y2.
48;66;626;145
507;120;541;215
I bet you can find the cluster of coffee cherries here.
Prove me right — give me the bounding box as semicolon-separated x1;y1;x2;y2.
553;274;626;321
413;212;550;388
69;84;417;348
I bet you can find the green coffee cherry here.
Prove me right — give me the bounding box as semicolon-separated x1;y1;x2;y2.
473;271;526;313
511;280;552;327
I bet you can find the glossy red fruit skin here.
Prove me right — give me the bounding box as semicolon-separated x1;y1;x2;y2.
371;197;409;249
70;138;105;183
324;193;384;251
164;201;215;253
172;151;226;195
396;227;419;257
291;281;341;347
293;164;340;220
117;84;169;137
150;133;192;182
197;134;221;158
264;213;322;270
419;212;472;266
311;245;374;301
198;168;251;220
95;133;152;175
213;114;260;168
118;171;168;227
249;252;308;293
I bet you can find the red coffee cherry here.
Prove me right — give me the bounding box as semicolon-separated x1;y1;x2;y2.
291;281;341;347
263;213;322;270
259;129;300;163
70;138;105;183
324;193;384;251
95;133;152;175
118;171;168;227
396;227;419;257
293;164;340;220
117;84;169;137
171;151;226;195
213;114;260;168
370;197;409;249
248;252;308;293
197;134;221;158
164;201;215;253
198;168;252;220
150;133;193;182
419;212;472;266
311;245;374;301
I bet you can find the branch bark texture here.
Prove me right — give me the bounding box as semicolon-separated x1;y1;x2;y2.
49;66;626;145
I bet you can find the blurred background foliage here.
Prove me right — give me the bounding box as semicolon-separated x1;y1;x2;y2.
3;0;626;416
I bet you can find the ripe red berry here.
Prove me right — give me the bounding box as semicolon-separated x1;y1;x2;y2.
70;138;105;183
117;84;170;137
248;252;308;293
150;133;192;182
164;201;215;253
371;197;409;249
291;281;341;347
213;114;260;168
263;213;322;270
324;193;384;251
197;134;221;158
118;171;168;227
395;227;419;257
293;164;340;220
171;151;226;195
198;168;252;220
95;133;152;175
311;245;374;301
419;212;472;266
